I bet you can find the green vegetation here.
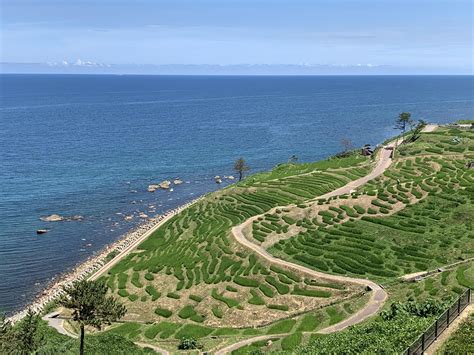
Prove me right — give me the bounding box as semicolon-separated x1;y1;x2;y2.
31;126;470;354
100;152;367;328
58;279;127;355
296;299;448;354
269;129;474;281
437;313;474;354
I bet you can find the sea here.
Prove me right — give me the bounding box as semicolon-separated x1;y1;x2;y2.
0;74;473;314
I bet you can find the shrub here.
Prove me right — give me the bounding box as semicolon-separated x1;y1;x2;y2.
178;337;202;350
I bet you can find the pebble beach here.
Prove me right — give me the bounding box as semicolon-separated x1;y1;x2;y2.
7;198;200;324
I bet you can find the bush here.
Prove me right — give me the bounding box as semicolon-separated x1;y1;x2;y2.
178;337;202;350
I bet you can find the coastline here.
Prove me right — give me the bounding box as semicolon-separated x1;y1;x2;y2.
7;197;201;324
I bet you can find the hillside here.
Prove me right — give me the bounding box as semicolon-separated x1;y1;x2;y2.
36;125;473;353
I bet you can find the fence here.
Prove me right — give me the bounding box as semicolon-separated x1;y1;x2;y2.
403;288;471;355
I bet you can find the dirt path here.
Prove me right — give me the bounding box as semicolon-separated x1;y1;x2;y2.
425;304;473;355
42;313;170;354
218;125;441;354
42;312;78;338
218;138;415;354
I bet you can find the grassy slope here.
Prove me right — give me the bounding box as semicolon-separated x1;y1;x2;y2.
266;128;474;282
98;153;372;329
256;128;473;354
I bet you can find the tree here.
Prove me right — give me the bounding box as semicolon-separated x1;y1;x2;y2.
234;158;250;181
178;337;202;350
16;310;42;353
288;155;298;164
395;112;413;137
405;119;427;143
59;279;127;355
0;314;15;354
340;138;353;153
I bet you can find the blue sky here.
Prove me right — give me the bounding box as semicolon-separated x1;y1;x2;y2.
1;0;472;73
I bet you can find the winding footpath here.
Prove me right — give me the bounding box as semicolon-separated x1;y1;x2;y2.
218;126;440;354
46;126;439;354
216;149;394;354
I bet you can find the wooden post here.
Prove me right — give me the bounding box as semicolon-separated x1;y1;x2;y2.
447;308;450;326
458;298;461;314
421;333;425;352
435;320;438;339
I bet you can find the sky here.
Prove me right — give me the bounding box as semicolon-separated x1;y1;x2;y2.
1;0;473;74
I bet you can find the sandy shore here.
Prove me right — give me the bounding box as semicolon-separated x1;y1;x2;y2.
8;197;200;324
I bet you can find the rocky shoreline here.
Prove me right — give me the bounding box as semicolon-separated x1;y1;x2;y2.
8;198;200;324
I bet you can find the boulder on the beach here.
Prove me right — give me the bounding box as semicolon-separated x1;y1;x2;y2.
147;184;160;192
40;214;64;222
173;179;183;185
159;180;171;189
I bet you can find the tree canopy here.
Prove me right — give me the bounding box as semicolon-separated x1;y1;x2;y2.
234;158;250;181
59;279;127;355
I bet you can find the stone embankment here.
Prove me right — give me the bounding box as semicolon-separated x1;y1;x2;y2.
8;199;199;324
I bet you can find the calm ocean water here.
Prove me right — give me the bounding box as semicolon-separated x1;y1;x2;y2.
0;75;473;313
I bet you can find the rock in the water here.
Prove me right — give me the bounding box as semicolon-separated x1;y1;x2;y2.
173;179;183;185
36;229;49;234
214;176;222;184
40;214;64;222
148;184;159;192
124;215;133;221
227;175;235;180
70;215;84;221
159;180;171;189
139;212;148;219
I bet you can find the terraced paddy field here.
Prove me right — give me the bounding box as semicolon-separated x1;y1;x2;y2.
98;155;373;329
261;128;474;282
236;261;474;354
102;292;371;353
64;125;472;353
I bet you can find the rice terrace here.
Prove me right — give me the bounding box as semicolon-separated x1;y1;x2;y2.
15;121;471;354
